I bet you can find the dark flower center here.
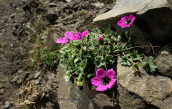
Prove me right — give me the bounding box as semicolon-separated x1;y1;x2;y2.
66;38;70;40
78;36;82;39
78;34;82;39
102;77;110;85
125;18;131;25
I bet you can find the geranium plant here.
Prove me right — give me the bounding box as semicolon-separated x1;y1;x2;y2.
58;29;116;86
57;17;158;87
117;14;158;74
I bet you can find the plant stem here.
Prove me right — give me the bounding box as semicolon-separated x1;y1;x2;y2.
127;57;135;64
128;26;131;42
114;45;160;52
102;45;108;71
69;42;74;46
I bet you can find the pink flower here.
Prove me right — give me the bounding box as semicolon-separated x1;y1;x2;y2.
91;68;116;92
56;31;73;44
98;36;105;43
117;14;135;28
71;30;89;40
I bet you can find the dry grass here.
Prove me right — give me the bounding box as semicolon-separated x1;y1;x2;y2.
17;80;45;108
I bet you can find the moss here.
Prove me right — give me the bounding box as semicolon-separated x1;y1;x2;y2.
1;43;6;49
78;11;85;16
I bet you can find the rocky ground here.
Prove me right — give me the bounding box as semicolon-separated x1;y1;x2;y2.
0;0;116;108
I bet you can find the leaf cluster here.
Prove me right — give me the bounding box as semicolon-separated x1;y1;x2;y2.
34;44;62;68
119;46;158;74
58;29;117;85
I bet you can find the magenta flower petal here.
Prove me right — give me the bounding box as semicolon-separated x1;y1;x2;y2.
80;30;89;39
81;30;89;37
129;14;135;22
98;37;102;41
70;30;88;40
106;68;116;79
96;68;106;79
96;84;108;92
121;24;130;28
65;31;73;39
56;37;69;44
98;36;105;43
70;32;81;40
117;14;135;28
91;77;102;87
106;79;116;89
117;17;127;26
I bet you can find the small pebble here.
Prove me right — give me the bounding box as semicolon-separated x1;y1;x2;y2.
0;89;4;94
35;80;40;84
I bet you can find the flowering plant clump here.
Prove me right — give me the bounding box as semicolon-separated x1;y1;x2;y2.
57;22;158;87
58;28;116;86
91;68;116;92
116;14;158;74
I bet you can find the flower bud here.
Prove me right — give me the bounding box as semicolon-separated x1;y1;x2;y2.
98;36;105;43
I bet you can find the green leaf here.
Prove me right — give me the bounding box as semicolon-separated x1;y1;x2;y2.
65;75;71;81
142;56;158;73
77;81;83;86
130;50;143;61
83;46;87;51
87;74;94;78
147;56;154;63
78;73;83;81
142;56;154;64
125;31;129;38
117;35;121;42
97;29;101;34
65;70;71;75
120;56;133;66
132;62;142;71
74;58;79;63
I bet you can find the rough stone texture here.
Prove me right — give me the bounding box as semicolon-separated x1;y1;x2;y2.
57;65;99;109
155;43;172;78
118;83;147;109
93;0;172;41
117;59;172;109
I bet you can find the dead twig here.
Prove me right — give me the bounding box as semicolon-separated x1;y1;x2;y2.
115;45;161;52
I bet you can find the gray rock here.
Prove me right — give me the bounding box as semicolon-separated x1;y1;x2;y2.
92;2;105;8
17;72;30;85
14;11;28;24
0;89;4;95
93;0;172;41
49;3;57;7
63;14;73;22
35;79;40;84
45;14;58;24
11;74;19;83
65;0;71;3
57;65;99;109
118;83;146;109
155;43;172;77
117;59;172;109
30;1;39;8
34;72;41;78
3;101;10;109
46;29;60;47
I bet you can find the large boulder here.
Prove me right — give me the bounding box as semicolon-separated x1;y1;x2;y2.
93;0;172;41
155;43;172;78
57;65;99;109
117;59;172;109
